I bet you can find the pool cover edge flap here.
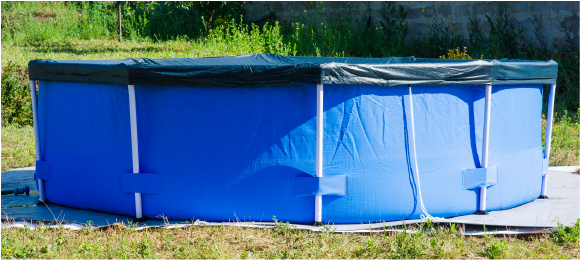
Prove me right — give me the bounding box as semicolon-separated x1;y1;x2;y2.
293;175;348;197
120;172;164;194
28;54;558;87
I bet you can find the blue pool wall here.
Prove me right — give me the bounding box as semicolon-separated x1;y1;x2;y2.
38;81;544;223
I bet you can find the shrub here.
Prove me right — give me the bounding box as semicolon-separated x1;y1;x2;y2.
1;62;32;126
549;219;580;247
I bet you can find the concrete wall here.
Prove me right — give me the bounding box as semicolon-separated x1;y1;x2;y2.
243;1;579;52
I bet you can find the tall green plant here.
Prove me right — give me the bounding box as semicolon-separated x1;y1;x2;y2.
484;3;524;58
76;2;116;40
379;2;409;56
194;18;295;56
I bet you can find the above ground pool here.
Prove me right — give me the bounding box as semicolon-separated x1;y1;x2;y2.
28;54;558;224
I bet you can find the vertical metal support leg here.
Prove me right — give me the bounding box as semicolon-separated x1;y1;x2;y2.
315;84;323;225
128;85;143;220
477;84;492;215
540;84;556;199
30;80;46;202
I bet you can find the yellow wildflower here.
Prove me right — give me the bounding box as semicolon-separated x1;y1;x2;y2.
90;24;92;27
169;11;172;14
448;15;450;18
422;9;424;12
128;7;131;9
376;27;378;30
402;23;405;25
304;10;307;12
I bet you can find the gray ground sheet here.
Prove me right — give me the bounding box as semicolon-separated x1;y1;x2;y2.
2;166;578;235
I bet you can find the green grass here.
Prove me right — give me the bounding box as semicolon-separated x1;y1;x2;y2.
1;220;579;259
543;112;580;166
1;25;291;67
1;1;206;44
1;124;35;172
4;39;209;66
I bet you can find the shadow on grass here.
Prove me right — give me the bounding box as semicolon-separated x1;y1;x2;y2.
18;41;189;55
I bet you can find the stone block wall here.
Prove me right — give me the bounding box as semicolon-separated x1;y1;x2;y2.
242;1;579;52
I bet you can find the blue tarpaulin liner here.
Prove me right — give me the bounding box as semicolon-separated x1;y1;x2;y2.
29;54;556;224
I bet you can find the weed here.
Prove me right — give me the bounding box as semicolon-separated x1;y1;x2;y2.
271;216;300;238
484;240;508;259
485;3;524;59
197;17;296;57
549;219;580;247
440;47;476;59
